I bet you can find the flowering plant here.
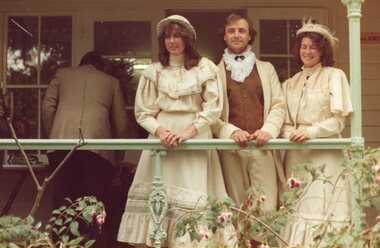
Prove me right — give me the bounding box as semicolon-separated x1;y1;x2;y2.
173;183;305;248
173;147;380;247
0;196;105;248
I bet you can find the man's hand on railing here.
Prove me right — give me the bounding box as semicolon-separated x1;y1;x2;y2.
251;130;272;147
231;130;251;148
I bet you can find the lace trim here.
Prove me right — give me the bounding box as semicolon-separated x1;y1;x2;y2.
142;58;218;98
127;181;208;209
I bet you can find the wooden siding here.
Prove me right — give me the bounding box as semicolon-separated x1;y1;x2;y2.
335;0;380;147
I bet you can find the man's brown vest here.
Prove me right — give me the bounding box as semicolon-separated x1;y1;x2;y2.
226;65;264;133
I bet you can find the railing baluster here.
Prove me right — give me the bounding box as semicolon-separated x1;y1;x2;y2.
148;150;168;248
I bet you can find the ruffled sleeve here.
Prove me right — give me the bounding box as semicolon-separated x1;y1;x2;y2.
329;68;353;117
197;58;220;85
305;68;352;139
193;58;223;134
134;64;161;135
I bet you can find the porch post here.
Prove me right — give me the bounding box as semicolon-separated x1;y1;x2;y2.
341;0;364;139
341;0;365;236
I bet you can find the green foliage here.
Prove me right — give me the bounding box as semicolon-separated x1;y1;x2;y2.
0;196;105;248
173;147;380;247
46;196;105;247
0;215;42;247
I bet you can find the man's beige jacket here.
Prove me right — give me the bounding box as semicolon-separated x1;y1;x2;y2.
42;64;128;164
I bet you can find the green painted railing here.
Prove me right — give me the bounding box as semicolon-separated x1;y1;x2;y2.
0;138;353;150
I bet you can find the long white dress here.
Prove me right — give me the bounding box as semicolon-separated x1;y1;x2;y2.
117;54;228;247
281;63;353;246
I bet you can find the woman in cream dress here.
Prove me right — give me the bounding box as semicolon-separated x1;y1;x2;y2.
281;20;353;246
117;15;227;247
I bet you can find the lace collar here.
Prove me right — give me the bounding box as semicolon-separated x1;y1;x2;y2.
222;45;256;83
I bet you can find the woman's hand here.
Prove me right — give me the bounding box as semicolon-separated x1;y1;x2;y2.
155;126;179;148
166;124;198;146
177;124;198;144
156;124;198;148
289;128;308;144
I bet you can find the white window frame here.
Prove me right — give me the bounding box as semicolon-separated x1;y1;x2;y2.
247;7;328;58
2;11;75;166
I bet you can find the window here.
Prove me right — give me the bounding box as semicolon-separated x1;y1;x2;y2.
93;21;152;138
4;15;72;165
259;20;301;82
247;7;327;82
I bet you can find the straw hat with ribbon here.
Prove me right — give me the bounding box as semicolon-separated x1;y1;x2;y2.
296;18;338;48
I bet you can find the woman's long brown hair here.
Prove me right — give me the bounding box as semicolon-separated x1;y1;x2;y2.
158;22;201;70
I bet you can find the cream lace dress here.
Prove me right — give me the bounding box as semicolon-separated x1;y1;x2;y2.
280;63;353;246
117;54;228;247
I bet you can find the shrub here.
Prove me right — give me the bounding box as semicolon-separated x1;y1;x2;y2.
0;196;105;248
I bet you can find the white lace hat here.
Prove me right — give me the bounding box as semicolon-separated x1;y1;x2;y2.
296;18;338;48
157;15;196;39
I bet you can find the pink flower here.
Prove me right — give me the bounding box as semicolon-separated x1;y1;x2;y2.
96;214;106;226
376;215;380;223
217;211;233;224
372;164;380;173
224;211;232;220
217;215;225;223
287;177;301;188
217;212;232;224
200;232;209;239
198;225;211;239
259;194;266;203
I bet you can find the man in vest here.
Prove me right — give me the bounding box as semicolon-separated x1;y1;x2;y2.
212;13;286;214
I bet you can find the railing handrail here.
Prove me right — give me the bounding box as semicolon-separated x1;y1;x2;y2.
0;138;355;150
